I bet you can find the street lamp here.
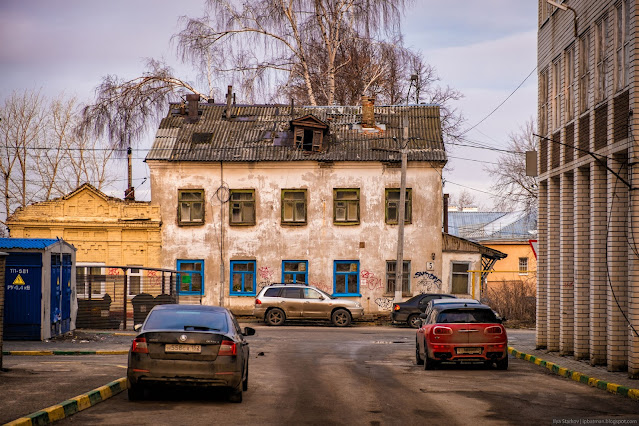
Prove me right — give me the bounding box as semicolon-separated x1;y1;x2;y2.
546;0;578;37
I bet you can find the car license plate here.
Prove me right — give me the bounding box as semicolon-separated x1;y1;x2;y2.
456;347;482;355
165;344;202;353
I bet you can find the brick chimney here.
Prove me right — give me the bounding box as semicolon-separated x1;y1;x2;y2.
361;95;375;127
186;93;200;123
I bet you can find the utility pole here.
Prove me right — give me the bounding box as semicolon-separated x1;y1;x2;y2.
395;116;409;303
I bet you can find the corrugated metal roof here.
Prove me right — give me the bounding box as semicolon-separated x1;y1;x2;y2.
0;238;61;249
146;103;446;163
447;211;537;242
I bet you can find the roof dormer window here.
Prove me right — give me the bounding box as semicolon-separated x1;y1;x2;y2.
290;114;329;152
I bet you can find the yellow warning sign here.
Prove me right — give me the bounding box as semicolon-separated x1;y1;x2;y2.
13;274;25;286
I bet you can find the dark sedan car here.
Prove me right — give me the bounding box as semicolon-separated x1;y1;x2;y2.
391;293;457;328
127;304;255;403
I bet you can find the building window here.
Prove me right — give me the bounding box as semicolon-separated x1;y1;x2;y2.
385;188;412;224
231;260;256;295
230;189;256;225
595;16;608;103
451;262;470;294
333;188;360;224
615;0;630;91
519;257;529;275
76;264;105;298
177;260;204;295
294;127;324;152
540;0;552;25
564;45;575;122
552;58;562;129
540;68;549;135
281;189;307;225
334;260;360;296
178;189;204;225
282;260;308;284
579;31;591;113
127;267;142;297
386;260;410;294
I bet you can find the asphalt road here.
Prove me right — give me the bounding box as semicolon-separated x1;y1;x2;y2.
27;325;637;426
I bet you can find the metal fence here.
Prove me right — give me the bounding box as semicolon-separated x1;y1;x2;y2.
75;266;180;330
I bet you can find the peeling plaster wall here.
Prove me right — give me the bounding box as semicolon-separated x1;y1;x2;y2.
149;160;444;315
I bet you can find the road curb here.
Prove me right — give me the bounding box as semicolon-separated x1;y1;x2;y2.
2;350;128;356
508;347;639;401
4;377;128;426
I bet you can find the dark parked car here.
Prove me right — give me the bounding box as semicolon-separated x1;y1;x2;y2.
127;304;255;403
391;293;457;328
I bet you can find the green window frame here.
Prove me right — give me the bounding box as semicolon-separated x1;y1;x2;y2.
229;189;256;225
281;189;307;225
178;189;204;225
385;188;412;224
333;188;360;225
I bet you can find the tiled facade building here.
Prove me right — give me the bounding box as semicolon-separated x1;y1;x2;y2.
537;0;639;375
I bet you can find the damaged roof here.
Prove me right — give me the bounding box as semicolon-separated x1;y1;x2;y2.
146;103;446;163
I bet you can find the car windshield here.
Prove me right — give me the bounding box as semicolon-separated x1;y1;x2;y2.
436;308;498;324
144;309;229;332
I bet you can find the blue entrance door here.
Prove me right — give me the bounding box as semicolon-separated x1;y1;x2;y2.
51;253;72;336
4;253;42;340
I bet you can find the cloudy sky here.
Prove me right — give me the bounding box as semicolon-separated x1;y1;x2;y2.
0;0;537;207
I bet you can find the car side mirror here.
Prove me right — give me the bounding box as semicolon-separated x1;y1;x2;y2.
243;327;256;336
134;324;142;332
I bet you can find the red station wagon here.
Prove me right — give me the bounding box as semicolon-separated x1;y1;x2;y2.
415;302;508;370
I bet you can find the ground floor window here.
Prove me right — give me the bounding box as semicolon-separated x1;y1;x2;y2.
76;264;105;298
334;260;360;296
231;260;256;295
451;262;470;294
282;260;308;284
386;260;411;294
127;267;143;296
177;260;204;295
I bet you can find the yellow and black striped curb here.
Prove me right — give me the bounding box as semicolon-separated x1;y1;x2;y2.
4;377;128;426
2;350;128;356
508;347;639;401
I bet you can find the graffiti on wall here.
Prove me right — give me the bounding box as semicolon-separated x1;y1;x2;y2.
310;281;331;293
361;270;383;290
375;297;393;310
257;266;275;289
414;271;442;293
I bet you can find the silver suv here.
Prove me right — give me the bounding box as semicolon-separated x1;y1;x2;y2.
254;284;364;327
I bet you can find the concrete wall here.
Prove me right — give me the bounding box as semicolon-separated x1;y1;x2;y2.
148;160;444;315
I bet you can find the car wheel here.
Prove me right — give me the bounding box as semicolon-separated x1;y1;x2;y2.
423;352;437;370
266;308;286;326
408;314;421;329
331;309;352;327
228;386;243;403
128;382;144;401
242;364;249;391
415;341;424;365
496;355;509;370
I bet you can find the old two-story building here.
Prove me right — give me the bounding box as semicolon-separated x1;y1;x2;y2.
146;94;507;315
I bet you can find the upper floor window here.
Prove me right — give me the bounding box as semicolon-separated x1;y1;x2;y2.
552;58;562;129
177;260;204;295
540;68;549;135
230;260;256;296
334;188;360;225
334;260;360;296
595;16;609;103
615;0;630;91
291;114;328;152
386;260;410;295
178;189;204;225
579;30;591;113
282;189;307;225
519;257;529;275
564;45;575;122
385;188;412;224
282;260;308;284
230;189;255;225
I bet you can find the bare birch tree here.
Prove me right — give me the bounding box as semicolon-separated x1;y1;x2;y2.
485;119;538;212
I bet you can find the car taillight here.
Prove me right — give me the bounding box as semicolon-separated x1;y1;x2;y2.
485;326;503;334
393;304;400;311
131;337;149;354
433;326;453;335
218;340;237;356
255;299;262;305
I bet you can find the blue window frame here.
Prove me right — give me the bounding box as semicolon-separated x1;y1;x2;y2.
230;260;256;296
333;260;360;296
177;260;204;295
282;260;308;284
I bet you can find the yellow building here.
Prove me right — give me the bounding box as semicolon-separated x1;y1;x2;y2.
481;240;537;290
6;183;163;310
